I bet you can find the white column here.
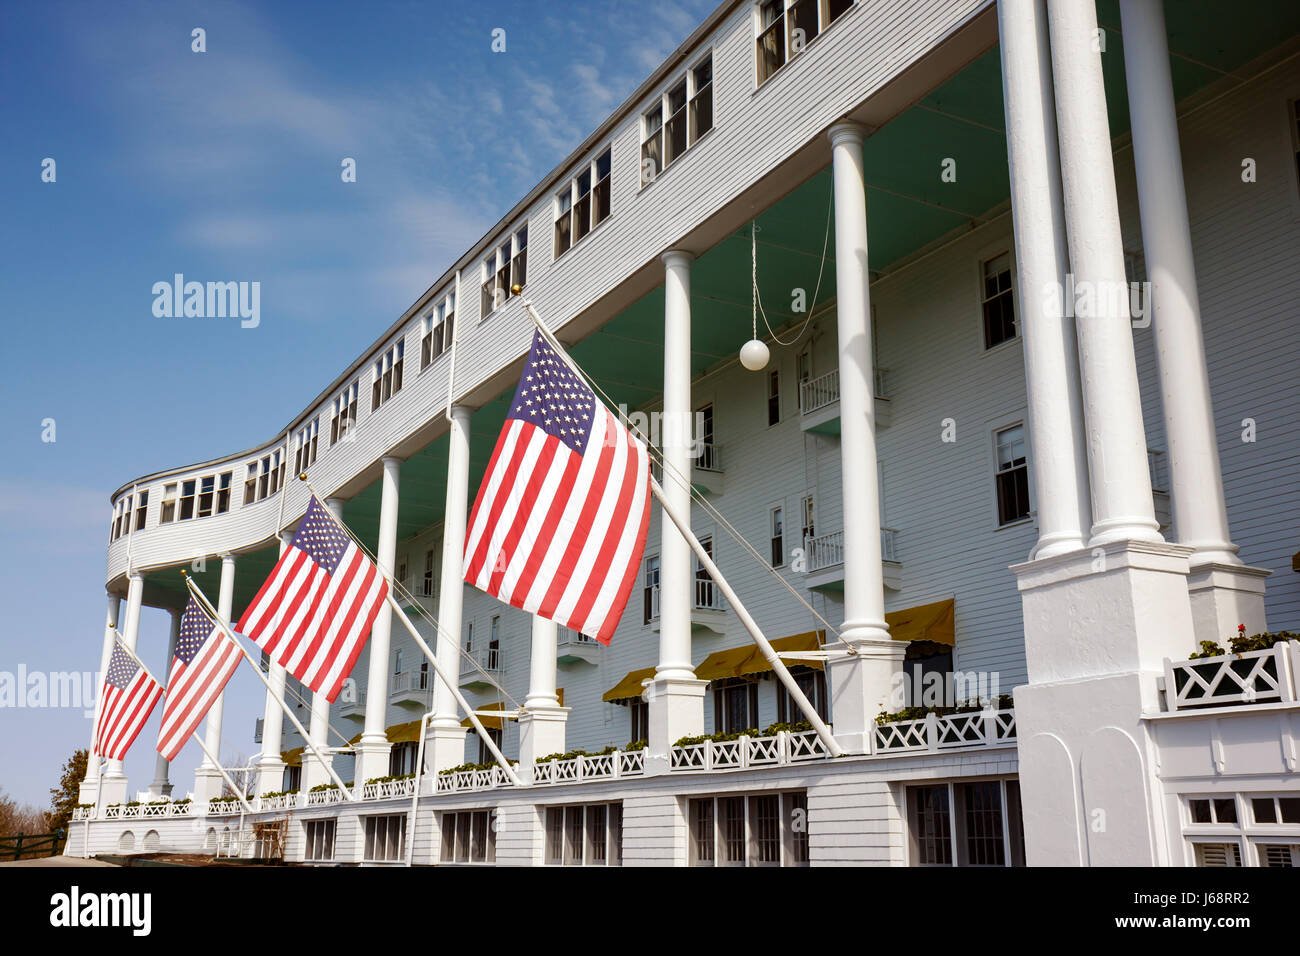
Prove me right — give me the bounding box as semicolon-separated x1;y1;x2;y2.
518;615;568;780
355;456;401;783
79;593;121;804
427;405;472;772
254;533;292;796
822;122;904;753
100;571;143;804
645;250;706;766
998;0;1092;560
192;553;236;802
1118;0;1268;639
1046;0;1162;547
302;499;346;790
146;608;183;799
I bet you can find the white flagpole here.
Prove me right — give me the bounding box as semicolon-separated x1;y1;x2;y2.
384;592;523;786
649;477;844;757
109;632;256;815
519;298;844;757
183;575;361;801
404;710;434;867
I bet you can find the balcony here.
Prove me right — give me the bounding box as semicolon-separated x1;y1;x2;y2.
389;669;431;709
1159;641;1300;713
557;626;600;665
798;368;892;435
802;528;901;591
644;579;728;634
460;646;504;689
691;441;724;496
338;690;367;720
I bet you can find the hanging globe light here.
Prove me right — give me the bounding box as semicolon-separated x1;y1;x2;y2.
739;338;770;371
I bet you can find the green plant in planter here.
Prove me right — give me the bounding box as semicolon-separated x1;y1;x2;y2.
309;783;339;793
761;720;814;736
438;761;496;776
173;798;192;805
623;739;648;752
365;774;415;785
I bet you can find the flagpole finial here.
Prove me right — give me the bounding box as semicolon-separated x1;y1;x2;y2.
180;569;188;577
299;473;308;481
511;284;522;295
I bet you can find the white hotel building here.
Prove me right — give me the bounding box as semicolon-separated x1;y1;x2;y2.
71;0;1300;867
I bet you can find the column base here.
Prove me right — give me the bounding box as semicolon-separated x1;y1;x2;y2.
301;750;334;792
145;780;173;801
77;779;99;805
518;705;571;783
353;736;393;784
192;767;224;804
1011;539;1194;866
1186;562;1271;648
424;722;470;774
825;637;906;754
254;759;286;798
645;676;707;774
98;774;128;808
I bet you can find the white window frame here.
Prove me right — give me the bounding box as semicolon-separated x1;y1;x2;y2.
754;0;857;88
979;250;1017;351
371;339;405;411
438;809;497;864
992;420;1031;528
640;51;714;188
295;419;319;475
421;290;456;369
331;381;359;445
362;814;407;864
481;225;528;318
904;778;1024;867
687;791;809;867
543;802;622;866
769;504;785;568
555;146;613;259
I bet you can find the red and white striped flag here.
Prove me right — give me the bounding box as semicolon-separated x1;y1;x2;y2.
94;641;164;762
464;331;651;644
156;597;242;761
237;495;388;702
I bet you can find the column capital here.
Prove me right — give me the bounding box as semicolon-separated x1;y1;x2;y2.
661;249;694;269
381;454;404;467
827;120;868;148
448;404;473;425
219;551;235;564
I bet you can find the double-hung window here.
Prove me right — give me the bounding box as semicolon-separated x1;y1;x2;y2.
688;792;809;866
481;226;528;316
555;147;612;258
439;810;497;864
769;506;784;567
362;815;406;863
544;803;622;866
643;554;661;624
641;53;714;186
295;420;318;475
160;483;178;524
905;780;1026;867
982;252;1016;348
756;0;855;85
421;292;455;368
133;491;148;531
371;340;404;411
111;496;131;540
331;381;359;445
994;424;1030;525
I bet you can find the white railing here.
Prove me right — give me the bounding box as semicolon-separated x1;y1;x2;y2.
557;627;596;646
532;749;647;786
462;646;503;675
389;670;430;700
255;793;299;812
803;528;899;571
799;369;839;414
99;801;198;820
435;765;515;793
205;799;245;817
305;787;350;807
872;708;1017;754
668;730;830;772
694;577;725;611
338;691;366;716
697;441;722;472
1161;642;1299;712
362;778;417;801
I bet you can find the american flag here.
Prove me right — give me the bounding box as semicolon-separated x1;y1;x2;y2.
237;495;387;702
93;642;164;762
463;330;651;644
156;597;242;761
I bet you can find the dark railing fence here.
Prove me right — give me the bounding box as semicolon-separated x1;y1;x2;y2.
0;830;65;861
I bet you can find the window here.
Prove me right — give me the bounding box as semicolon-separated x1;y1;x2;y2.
388;740;419;777
481;226;528;316
905;780;1025;867
544;803;622;866
111;496;131;541
688;791;808;866
767;369;781;425
797;348;812;385
981;252;1016;348
330;382;359;445
643;554;661;624
714;678;759;734
371;340;405;411
994;424;1030;525
629;699;648;743
555;147;612;258
160;483;177;524
694;535;719;610
776;666;827;723
421;292;455;368
423;548;436;597
362;814;407;863
295;420;318;475
133;491;148;531
476;726;503;765
216;472;232;514
180;481;196;520
697;403;718;470
769;506;784;567
464;620;473;653
1186;792;1300;866
800;494;814;543
1193;842;1242;867
439;810;497;863
756;0;855;86
641;53;714;186
304;820;336;862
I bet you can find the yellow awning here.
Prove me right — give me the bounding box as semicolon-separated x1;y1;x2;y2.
886;598;955;646
695;631;826;681
386;720;423;744
602;667;655;702
280;747;303;767
460;701;511;731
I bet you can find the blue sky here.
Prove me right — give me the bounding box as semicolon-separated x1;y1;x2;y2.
0;0;716;809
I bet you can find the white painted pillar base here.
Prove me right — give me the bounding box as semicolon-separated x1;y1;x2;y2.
518;706;571;783
824;638;907;754
1187;564;1271;648
1012;540;1194;866
424;725;470;774
644;676;707;774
